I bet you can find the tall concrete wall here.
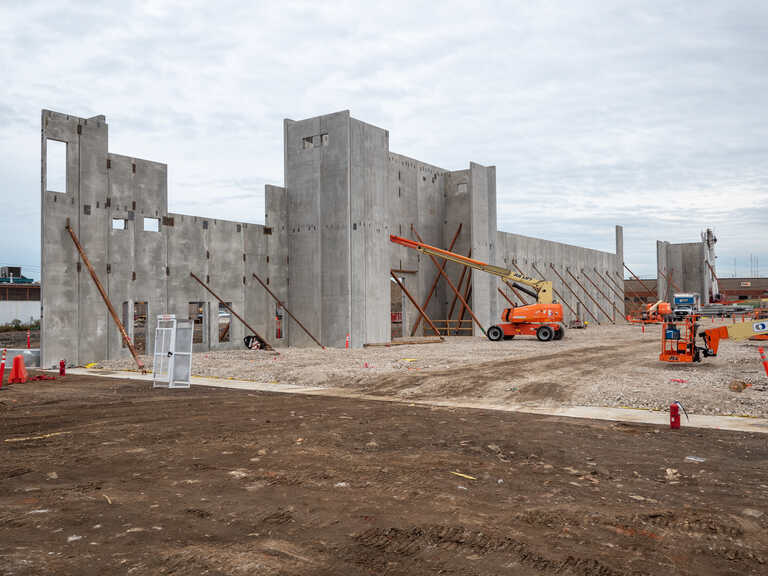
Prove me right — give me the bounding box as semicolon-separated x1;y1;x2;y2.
495;232;622;325
656;240;710;303
41;108;625;363
41;110;281;368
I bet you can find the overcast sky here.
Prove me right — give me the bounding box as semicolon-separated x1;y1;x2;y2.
2;0;767;281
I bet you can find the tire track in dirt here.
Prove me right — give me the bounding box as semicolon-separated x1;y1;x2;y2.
345;341;653;402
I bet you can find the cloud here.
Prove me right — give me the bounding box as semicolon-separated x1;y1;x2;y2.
1;0;767;281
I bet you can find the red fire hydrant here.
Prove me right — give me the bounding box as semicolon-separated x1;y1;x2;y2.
59;360;66;377
670;402;680;429
670;401;688;429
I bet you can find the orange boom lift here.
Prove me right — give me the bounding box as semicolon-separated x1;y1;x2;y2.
390;235;564;341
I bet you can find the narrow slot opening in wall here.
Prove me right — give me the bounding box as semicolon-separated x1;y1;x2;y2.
189;302;206;344
112;218;127;230
134;301;148;353
143;217;160;232
275;304;284;339
320;133;329;146
121;302;130;348
46;139;67;193
218;303;231;343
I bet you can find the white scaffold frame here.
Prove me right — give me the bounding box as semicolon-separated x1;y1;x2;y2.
152;314;193;389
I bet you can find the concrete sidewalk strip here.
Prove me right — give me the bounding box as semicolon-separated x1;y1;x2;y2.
63;368;768;434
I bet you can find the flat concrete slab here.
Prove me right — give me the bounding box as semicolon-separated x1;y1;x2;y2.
4;348;40;367
63;367;768;434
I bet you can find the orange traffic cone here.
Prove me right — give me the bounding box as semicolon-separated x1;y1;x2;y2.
9;355;28;384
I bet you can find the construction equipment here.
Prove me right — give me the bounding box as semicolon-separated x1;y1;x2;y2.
629;300;672;324
660;316;768;363
752;304;768;341
389;235;564;341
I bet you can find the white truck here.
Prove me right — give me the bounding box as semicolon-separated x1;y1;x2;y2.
673;293;700;318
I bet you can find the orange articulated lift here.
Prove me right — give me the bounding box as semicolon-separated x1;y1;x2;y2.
752;306;768;341
390;235;564;342
660;316;768;363
628;300;672;324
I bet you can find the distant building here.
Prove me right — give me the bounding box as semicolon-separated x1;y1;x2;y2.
0;267;40;325
624;277;768;312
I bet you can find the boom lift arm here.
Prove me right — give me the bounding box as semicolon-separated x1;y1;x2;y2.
700;320;768;357
390;235;554;304
390;234;564;342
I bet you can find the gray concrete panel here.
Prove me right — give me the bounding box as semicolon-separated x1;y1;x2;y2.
41;111;81;367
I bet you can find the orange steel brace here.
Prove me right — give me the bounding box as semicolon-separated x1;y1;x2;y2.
624;263;655;295
548;264;600;324
391;272;444;340
252;273;322;349
581;268;624;318
447;250;471;322
455;275;473;336
66;223;145;372
411;226;485;336
497;287;515;306
190;273;275;352
658;267;682;295
595;267;625;301
528;262;578;318
566;268;614;323
502;277;530;306
410;223;462;336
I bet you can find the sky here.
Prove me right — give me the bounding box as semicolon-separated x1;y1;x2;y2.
1;0;767;281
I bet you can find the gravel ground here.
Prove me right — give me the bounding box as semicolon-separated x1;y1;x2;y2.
97;322;768;417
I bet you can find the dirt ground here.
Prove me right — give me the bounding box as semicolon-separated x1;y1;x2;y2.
0;329;40;349
99;323;768;417
1;373;767;575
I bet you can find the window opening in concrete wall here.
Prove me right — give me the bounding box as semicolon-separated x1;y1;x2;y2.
134;301;148;353
320;133;329;146
143;217;160;232
46;139;67;193
218;303;231;343
275;304;284;339
302;136;313;149
457;183;467;194
112;218;127;230
189;302;206;344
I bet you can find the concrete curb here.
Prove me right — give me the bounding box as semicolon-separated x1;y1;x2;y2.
63;368;768;434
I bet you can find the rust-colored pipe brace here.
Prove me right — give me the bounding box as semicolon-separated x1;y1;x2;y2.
391;272;444;340
252;272;323;349
528;262;578;318
66;223;145;372
410;223;462;336
624;263;655;294
497;287;515;307
190;272;275;352
565;268;613;323
547;264;601;324
581;269;624;318
595;267;626;301
447;252;470;322
412;226;485;336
